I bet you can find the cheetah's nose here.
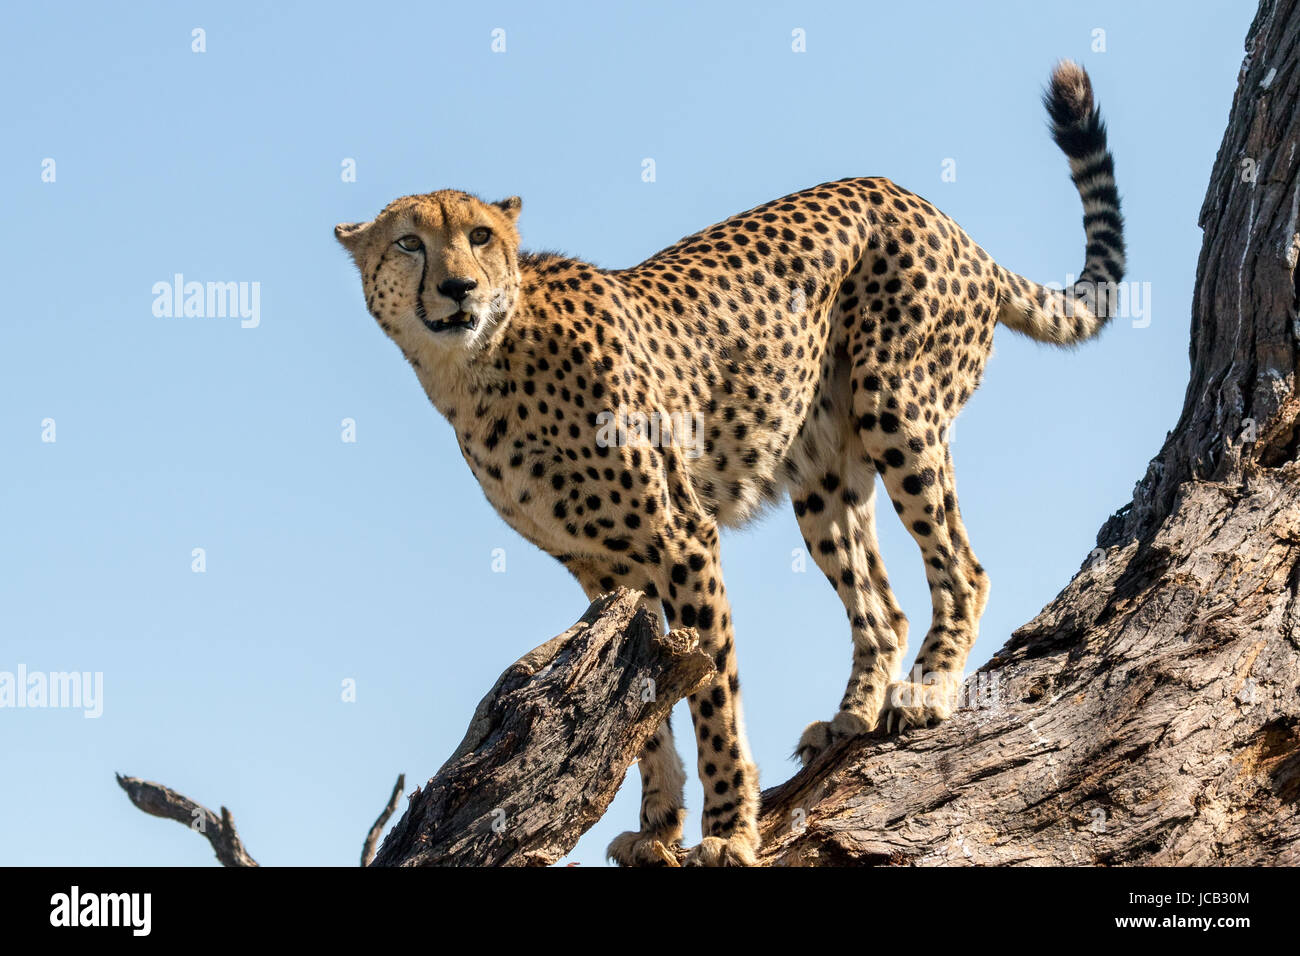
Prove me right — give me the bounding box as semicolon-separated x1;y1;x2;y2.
437;277;478;303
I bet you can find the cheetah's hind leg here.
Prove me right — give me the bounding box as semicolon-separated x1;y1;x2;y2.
874;439;982;735
788;440;908;767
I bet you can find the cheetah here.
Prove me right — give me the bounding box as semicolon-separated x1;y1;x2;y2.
335;61;1125;866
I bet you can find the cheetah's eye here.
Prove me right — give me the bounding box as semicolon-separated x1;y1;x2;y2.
395;235;423;252
469;226;492;246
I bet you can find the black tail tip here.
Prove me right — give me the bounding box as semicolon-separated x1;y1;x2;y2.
1044;60;1106;158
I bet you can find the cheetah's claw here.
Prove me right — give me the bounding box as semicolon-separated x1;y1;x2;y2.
682;835;758;867
795;709;875;767
879;680;955;734
607;830;686;867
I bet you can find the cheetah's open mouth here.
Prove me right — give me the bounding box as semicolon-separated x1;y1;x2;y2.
422;310;478;333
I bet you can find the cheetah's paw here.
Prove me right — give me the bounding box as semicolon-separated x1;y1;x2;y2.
879;680;955;734
683;835;758;867
606;830;685;867
795;710;875;767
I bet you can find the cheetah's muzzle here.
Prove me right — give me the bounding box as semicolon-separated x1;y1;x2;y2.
421;310;477;334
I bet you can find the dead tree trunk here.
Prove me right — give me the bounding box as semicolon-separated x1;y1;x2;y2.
757;0;1300;866
372;590;713;866
118;590;713;867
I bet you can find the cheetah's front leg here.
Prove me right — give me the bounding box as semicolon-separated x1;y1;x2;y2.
560;557;688;866
652;519;760;867
605;717;689;867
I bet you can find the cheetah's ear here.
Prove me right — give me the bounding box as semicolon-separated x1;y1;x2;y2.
494;196;522;222
334;220;372;253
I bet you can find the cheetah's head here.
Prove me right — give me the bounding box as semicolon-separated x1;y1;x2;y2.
335;190;522;356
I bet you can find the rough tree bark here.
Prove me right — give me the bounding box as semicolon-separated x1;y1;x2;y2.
116;773;260;867
372;590;713;866
119;590;713;867
757;0;1300;866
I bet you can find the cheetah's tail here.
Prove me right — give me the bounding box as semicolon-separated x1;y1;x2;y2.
996;60;1127;346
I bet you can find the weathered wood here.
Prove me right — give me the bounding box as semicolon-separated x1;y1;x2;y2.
371;588;714;866
361;775;405;867
116;591;710;867
1100;0;1300;546
756;0;1300;866
115;773;259;867
759;473;1300;865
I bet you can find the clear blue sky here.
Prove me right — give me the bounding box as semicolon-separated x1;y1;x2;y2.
0;0;1252;866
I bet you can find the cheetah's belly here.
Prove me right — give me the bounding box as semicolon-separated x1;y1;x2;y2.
682;351;827;527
